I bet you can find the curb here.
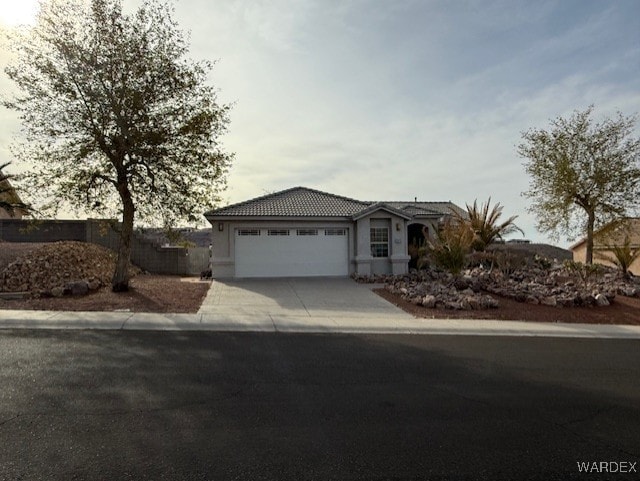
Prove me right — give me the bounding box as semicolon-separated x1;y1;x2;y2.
1;309;640;338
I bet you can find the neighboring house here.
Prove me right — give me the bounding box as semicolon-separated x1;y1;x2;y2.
204;186;464;278
0;174;27;219
571;218;640;275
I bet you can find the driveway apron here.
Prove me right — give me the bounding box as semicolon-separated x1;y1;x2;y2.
197;277;416;331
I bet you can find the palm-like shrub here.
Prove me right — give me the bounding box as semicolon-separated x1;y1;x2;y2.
455;198;524;251
595;237;640;279
416;198;523;273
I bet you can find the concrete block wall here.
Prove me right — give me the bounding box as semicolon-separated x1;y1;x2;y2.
0;219;87;242
0;219;210;276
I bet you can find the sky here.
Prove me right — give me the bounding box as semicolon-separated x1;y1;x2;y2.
1;0;639;247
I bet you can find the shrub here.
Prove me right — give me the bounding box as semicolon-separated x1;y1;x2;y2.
452;198;524;251
563;260;603;286
421;219;473;274
595;236;640;279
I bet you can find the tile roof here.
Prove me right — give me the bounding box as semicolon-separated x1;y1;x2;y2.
391;204;447;216
352;202;413;221
385;202;466;217
205;187;369;218
205;186;464;219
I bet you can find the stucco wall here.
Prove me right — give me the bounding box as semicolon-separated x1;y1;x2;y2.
355;212;410;276
572;243;587;264
572;243;640;275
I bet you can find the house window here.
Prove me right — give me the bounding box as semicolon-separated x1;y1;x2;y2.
238;229;260;236
325;228;346;236
267;229;289;236
296;229;318;236
370;227;389;258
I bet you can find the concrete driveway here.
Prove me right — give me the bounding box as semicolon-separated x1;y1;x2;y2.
197;277;415;331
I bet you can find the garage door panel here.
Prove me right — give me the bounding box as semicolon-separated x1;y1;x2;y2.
235;228;348;278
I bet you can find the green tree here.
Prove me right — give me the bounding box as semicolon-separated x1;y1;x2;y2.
454;198;523;251
519;107;640;264
3;0;232;291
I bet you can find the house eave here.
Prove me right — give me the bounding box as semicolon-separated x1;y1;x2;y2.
204;214;354;224
352;203;412;221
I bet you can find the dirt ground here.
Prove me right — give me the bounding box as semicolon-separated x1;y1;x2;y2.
0;275;210;313
0;241;209;313
375;288;640;325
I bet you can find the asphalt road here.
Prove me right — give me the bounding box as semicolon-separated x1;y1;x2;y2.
0;330;638;481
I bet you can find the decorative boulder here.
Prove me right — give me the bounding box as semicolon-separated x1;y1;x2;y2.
66;280;89;296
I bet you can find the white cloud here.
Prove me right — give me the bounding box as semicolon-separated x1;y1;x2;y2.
1;0;638;247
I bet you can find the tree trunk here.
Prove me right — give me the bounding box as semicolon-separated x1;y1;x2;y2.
112;186;135;292
585;209;595;265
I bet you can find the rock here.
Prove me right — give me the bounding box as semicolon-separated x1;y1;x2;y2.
0;241;140;293
558;296;575;307
51;286;65;298
481;296;499;309
422;295;436;308
445;301;462;310
514;292;527;303
466;296;481;310
357;261;638;312
66;280;89;296
595;293;610;307
541;296;557;307
525;295;539;305
87;278;101;291
618;286;637;297
410;296;422;305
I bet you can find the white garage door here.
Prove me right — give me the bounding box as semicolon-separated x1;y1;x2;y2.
235;227;349;277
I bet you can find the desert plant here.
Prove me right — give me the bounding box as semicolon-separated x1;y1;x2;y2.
533;254;552;270
595;237;640;279
454;198;524;251
563;260;603;286
421;219;473;274
492;251;526;277
467;251;498;270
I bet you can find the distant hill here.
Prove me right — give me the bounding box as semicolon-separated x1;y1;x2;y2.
137;228;211;248
490;242;572;262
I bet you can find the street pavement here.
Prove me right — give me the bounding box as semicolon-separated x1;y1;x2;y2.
0;330;638;480
1;278;639;479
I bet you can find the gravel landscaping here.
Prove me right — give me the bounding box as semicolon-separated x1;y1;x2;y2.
357;262;640;325
0;242;209;312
